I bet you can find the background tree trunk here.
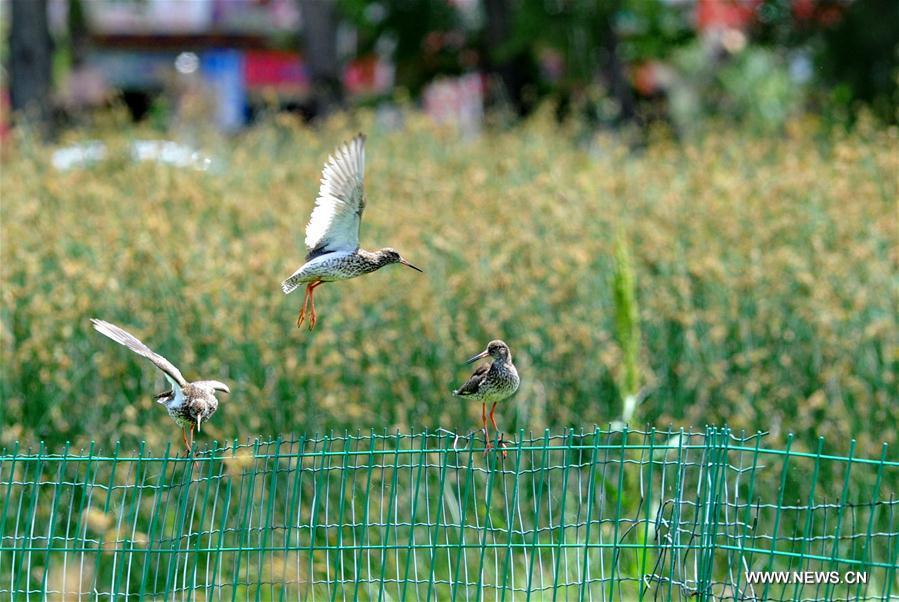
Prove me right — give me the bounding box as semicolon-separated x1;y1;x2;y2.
483;0;535;116
298;0;343;120
598;6;636;125
9;0;53;130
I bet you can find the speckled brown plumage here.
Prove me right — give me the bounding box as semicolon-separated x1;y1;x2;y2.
91;319;230;453
280;134;422;330
155;383;222;431
282;248;410;289
453;340;520;454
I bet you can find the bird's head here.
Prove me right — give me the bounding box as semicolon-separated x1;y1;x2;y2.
464;340;512;364
378;247;423;273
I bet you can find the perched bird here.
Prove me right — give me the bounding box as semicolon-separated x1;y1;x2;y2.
281;133;423;330
453;340;520;454
90;319;229;453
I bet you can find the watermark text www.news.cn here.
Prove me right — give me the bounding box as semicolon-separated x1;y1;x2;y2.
744;571;868;585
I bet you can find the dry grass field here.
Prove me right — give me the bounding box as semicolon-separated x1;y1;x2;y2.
1;112;896;462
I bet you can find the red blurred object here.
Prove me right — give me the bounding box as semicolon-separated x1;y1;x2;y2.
816;5;844;26
244;50;308;95
792;0;816;20
633;62;658;96
344;55;393;97
632;61;675;97
792;0;844;26
0;87;9;142
345;56;378;95
695;0;759;31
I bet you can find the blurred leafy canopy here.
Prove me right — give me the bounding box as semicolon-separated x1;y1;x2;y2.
337;0;896;123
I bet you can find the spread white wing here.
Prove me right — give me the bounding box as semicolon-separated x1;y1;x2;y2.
304;134;366;260
91;318;187;389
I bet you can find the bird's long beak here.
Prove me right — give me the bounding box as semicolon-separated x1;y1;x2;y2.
464;349;489;365
399;258;423;273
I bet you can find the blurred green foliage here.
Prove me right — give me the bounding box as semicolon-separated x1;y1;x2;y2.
337;0;897;124
753;0;899;124
340;0;468;96
669;43;804;136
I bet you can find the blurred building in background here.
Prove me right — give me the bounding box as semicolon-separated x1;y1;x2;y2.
2;0;897;137
49;0;393;131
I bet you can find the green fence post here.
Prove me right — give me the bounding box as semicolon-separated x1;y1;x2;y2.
351;432;378;602
855;442;888;601
39;441;69;596
885;499;898;600
664;428;687;601
822;438;857;601
790;436;825;601
209;440;237;597
697;427;730;600
525;429;552;601
474;429;501;599
187;440;219;598
0;441;21;555
637;427;657;601
576;427;602;602
257;436;282;602
400;430;429;600
608;427;629;602
231;438;263;602
376;431;403;602
424;429;452;601
499;428;526;601
730;431;763;598
550;428;575;600
136;442;170;597
449;431;478;602
17;441;45;596
279;434;307;602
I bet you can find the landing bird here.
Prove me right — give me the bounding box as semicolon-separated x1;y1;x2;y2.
280;133;422;330
452;340;520;455
90;319;229;453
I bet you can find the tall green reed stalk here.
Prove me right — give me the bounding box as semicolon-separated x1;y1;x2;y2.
612;232;642;424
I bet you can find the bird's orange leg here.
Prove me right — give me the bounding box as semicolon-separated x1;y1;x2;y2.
181;428;190;452
489;402;507;458
185;425;201;471
307;281;323;331
482;402;493;454
296;285;312;328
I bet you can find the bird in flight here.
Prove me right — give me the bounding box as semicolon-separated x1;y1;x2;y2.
90;319;229;453
453;340;520;455
281;133;422;330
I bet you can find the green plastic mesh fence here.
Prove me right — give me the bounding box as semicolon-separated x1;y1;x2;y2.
1;427;896;601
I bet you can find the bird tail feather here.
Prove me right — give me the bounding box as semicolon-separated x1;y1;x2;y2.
281;275;301;295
